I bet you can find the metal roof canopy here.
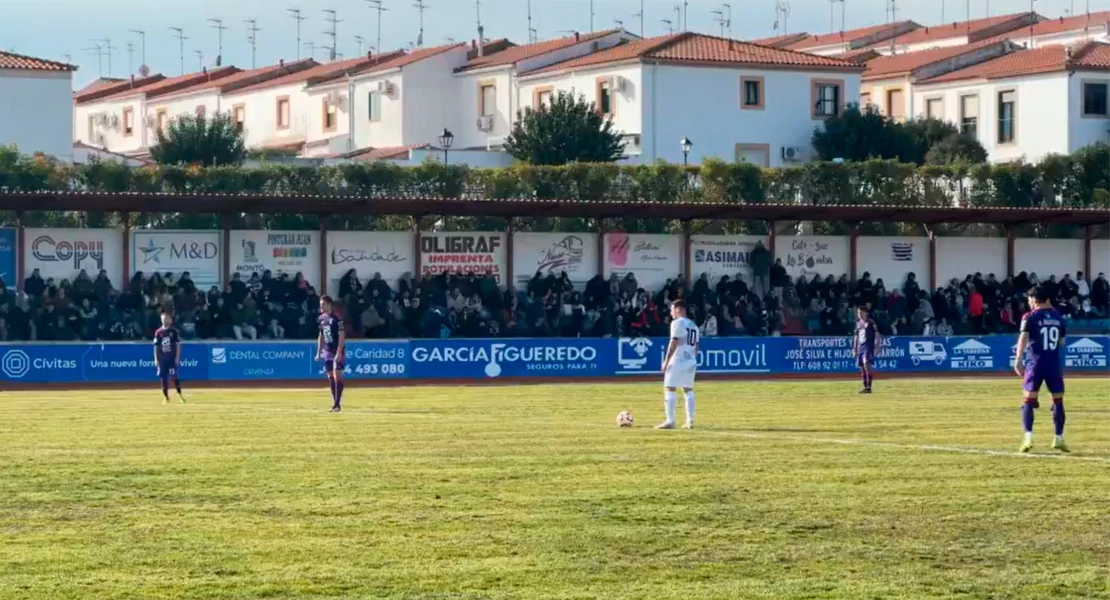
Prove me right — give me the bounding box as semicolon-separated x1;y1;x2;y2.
0;191;1107;226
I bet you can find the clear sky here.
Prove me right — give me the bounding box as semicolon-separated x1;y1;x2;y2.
4;0;1106;86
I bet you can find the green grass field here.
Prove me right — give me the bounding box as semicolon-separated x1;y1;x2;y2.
1;379;1109;600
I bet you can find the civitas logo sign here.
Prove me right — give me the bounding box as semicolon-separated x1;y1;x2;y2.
1;349;30;378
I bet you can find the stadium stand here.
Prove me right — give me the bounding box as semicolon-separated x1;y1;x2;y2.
1;266;1106;342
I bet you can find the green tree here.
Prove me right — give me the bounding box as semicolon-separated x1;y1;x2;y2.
504;91;625;165
150;113;246;167
925;133;989;165
813;106;986;166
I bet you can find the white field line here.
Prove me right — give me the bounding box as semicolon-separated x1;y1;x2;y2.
683;428;1110;464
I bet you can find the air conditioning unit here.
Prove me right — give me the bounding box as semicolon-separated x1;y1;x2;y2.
607;75;627;93
95;113;109;127
109;114;120;129
376;80;395;95
782;146;804;161
621;133;642;154
145;114;156;128
476;115;494;131
327;89;347;111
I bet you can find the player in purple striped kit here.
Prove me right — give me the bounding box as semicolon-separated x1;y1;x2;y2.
153;313;185;404
316;295;346;413
852;305;880;394
1014;285;1069;453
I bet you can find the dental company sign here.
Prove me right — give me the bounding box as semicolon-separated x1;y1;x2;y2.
23;228;123;281
407;339;610;379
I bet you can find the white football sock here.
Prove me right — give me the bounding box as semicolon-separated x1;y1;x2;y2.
684;391;695;424
663;391;677;424
1025;432;1034;442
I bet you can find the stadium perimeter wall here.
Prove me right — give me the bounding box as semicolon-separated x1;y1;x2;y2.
1;336;1106;389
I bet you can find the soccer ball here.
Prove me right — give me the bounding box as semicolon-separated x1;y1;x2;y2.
617;411;634;428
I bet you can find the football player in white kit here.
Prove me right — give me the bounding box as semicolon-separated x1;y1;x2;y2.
657;299;699;430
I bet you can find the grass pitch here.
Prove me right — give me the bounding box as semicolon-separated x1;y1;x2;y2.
1;379;1108;600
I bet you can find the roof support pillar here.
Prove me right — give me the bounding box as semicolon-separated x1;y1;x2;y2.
505;218;515;290
1084;225;1093;282
319;217;329;295
849;224;859;282
926;225;937;292
220;214;232;291
1006;226;1015;279
597;219;606;282
121;213;131;291
767;221;777;262
412;216;423;282
682;221;692;285
15;212;25;292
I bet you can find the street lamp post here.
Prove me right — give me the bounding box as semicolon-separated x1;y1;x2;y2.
439;128;455;164
680;137;692;166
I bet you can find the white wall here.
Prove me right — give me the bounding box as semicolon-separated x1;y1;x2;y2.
857;236;930;291
602;233;682;292
326;231;415;295
0;69;73;161
512;232;599;288
146;90;221;132
519;63;644;145
223;82;312;150
74;95;148;154
351;72;405;150
649;64;861;166
402;48;472;149
1068;74;1110;152
775;235;850;279
23;228;124;283
1014;238;1084;279
689;235;768;284
936;237;1005;285
914;72;1072;163
304;83;351;156
1092;240;1110;278
453;69;513;150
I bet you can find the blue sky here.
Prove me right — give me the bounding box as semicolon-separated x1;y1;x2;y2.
4;0;1106;86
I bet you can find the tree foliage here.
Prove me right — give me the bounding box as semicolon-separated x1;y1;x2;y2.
0;143;1105;236
150;113;246;167
503;92;625;165
813;105;987;166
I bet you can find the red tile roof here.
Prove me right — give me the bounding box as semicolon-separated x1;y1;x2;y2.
784;21;918;51
338;143;431;161
75;74;165;104
919;41;1110;83
871;12;1038;47
312;42;466;85
862;38;1011;80
97;66;241;102
748;33;810;48
155;59;318;99
460;29;620;71
0;50;76;72
74;78;124;97
981;10;1110;42
522;32;863;77
835;48;882;63
228;52;405;95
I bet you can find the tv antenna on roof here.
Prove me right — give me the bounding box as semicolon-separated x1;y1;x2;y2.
354;34;366;55
322;9;340;60
288;8;308;60
661;18;675;33
413;0;428;47
208;18;227;66
773;1;791;33
125;42;134;76
94;38;117;77
245;19;261;68
365;0;387;61
82;44;105;77
829;0;845;34
195;49;204;71
527;0;538;42
170;27;187;75
633;0;645;35
129;30;146;70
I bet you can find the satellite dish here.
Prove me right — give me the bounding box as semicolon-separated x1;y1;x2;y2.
138;64;151;77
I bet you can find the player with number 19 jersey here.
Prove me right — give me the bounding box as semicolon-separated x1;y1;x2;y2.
1020;307;1066;395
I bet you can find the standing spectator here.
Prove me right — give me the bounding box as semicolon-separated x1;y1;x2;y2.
1093;273;1109;316
750;241;771;297
968;285;985;333
1076;271;1090;303
24;269;45;300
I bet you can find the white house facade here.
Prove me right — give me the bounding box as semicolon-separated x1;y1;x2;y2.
0;51;76;161
912;42;1110;162
517;32;864;167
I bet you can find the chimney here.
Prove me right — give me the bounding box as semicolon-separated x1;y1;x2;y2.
367;50;373;59
478;25;485;56
728;38;735;50
575;31;581;41
1065;44;1074;59
471;39;477;50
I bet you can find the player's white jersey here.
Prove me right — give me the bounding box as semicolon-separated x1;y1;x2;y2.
669;317;699;368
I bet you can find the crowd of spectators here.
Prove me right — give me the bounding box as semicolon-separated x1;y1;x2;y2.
1;253;1108;343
